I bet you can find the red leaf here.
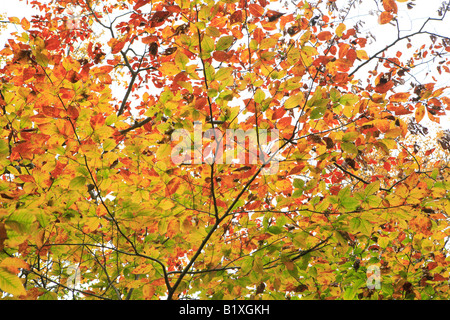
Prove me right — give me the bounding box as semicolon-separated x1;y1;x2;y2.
166;178;181;196
258;0;267;7
272;107;286;120
45;38;60;51
249;4;264;17
142;35;158;44
212;51;231;62
150;11;171;27
110;39;126;54
51;161;67;179
230;10;243;25
390;92;410;102
90;113;105;129
433;274;446;282
375;81;394;94
195;97;207;111
427;262;438;270
66;105;80;120
0;223;7;251
17;175;35;183
134;0;151;10
165;5;181;13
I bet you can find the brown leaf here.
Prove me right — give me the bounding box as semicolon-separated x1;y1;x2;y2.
255;282;265;294
0;223;7;251
149;42;158;56
266;10;285;22
229;10;243;25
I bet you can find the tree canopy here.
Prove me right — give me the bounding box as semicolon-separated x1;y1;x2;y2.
0;0;450;300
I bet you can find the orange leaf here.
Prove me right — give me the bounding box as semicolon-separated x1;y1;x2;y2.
415;103;425;123
143;284;155;300
110;39;126;54
142;35;158;44
0;258;29;274
249;3;264;17
21;18;30;31
390;92;410;102
379;11;394;24
166;178;181;196
90;113;105;129
383;0;398;14
317;31;333;41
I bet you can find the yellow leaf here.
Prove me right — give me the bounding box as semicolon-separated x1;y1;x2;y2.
284;92;305;109
356;50;369;60
8;17;20;24
0;258;29;274
336;23;346;37
0;267;26;296
159;62;180;76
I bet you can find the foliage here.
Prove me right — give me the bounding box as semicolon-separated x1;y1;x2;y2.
0;0;450;300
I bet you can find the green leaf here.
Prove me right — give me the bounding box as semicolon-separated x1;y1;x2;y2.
215;67;232;81
38;291;58;300
216;36;234;51
341;197;359;211
6;210;36;233
254;88;265;104
105;113;117;126
0;267;26;296
0;140;9;156
310;105;327;119
330;88;341;102
204;63;215;81
69;176;87;190
341;142;358;155
175;51;189;69
365;181;380;195
339;94;358;106
293;178;304;189
351;218;372;236
342;131;359;142
268;226;283;235
201;35;215;53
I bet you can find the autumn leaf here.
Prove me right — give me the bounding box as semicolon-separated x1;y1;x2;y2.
0;0;449;303
383;0;398;14
415;103;426;123
379;11;394;24
0;268;26;296
249;3;265;17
